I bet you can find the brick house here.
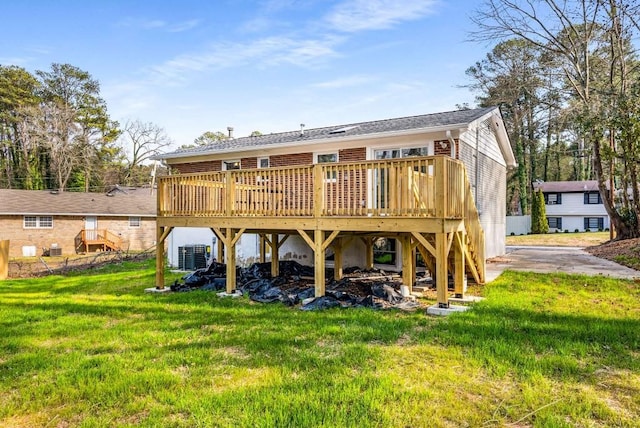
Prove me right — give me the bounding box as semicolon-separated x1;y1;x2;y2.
0;187;156;257
155;106;516;308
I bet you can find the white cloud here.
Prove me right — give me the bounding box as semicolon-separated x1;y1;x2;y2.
168;19;201;33
312;75;378;89
326;0;437;32
117;17;199;32
147;35;342;83
0;56;32;66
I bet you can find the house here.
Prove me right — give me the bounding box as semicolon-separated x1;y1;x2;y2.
154;106;516;308
533;180;610;232
0;187;157;257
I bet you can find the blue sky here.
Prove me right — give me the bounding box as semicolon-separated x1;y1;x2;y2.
2;0;486;148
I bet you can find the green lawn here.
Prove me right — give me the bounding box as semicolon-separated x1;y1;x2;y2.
1;260;638;427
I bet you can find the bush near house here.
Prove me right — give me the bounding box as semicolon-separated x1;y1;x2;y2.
531;189;549;234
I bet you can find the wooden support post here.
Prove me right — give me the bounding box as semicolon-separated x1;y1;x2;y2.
259;234;266;263
314;230;326;297
454;232;466;298
217;239;224;263
361;237;374;269
225;228;237;293
333;237;343;281
435;232;449;308
401;234;414;293
271;233;279;277
155;226;174;289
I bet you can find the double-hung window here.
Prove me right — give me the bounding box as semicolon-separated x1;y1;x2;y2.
547;217;562;230
544;193;561;205
584;191;602;204
24;216;53;229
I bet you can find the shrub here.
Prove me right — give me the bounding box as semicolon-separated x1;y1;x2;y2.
531;190;549;234
564;229;569;233
575;229;579;233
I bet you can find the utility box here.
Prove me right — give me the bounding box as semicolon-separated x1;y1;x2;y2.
178;244;209;270
0;240;9;280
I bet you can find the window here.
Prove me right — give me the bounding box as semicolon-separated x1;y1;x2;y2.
222;160;240;170
584;191;602;204
316;152;338;180
544;193;562;205
24;216;53;229
401;147;429;157
129;216;141;228
374;146;429;160
373;238;396;265
547;217;562;230
258;157;269;168
584;217;604;230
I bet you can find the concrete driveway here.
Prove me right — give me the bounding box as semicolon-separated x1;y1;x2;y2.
485;246;640;282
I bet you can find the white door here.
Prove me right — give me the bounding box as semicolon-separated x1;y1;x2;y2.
85;216;98;240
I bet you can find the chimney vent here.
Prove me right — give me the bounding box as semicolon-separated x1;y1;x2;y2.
300;123;305;136
227;127;234;138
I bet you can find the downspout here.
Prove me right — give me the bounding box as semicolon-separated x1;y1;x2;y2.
446;130;457;159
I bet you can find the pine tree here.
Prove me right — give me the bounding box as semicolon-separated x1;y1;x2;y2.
531;190;549;234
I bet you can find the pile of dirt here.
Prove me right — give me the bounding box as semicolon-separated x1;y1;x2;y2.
585;238;640;270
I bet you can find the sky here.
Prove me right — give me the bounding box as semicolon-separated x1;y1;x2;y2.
2;0;487;150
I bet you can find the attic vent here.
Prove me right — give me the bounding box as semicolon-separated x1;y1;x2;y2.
329;125;359;134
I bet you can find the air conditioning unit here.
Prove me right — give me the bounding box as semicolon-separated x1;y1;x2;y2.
178;244;208;270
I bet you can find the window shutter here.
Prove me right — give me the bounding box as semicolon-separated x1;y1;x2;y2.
557;193;562;204
558;218;562;230
584;193;588;204
584;218;589;230
599;218;604;229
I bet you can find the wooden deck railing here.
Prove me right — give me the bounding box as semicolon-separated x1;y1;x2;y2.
159;156;476;219
78;229;123;252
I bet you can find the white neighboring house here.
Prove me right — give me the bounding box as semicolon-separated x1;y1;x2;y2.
534;180;610;232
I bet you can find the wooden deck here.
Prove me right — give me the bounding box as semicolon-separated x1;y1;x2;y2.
156;156;485;308
75;229;122;253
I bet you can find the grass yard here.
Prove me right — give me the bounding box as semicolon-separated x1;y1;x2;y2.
0;260;638;427
506;231;610;247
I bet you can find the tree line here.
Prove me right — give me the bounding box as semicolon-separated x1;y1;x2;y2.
466;0;640;239
0;63;171;192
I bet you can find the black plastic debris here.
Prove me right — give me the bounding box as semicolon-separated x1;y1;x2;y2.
300;296;342;311
170;260;423;311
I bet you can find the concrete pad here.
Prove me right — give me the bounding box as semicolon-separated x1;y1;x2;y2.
486;246;640;282
426;304;470;316
145;287;172;293
217;290;242;298
448;295;485;304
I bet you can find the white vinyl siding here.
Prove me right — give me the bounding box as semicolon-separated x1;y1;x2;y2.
544;192;609;217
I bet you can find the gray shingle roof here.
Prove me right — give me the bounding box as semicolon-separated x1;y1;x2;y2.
158;106;498;159
0;188;156;216
533;180;605;193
